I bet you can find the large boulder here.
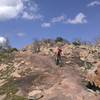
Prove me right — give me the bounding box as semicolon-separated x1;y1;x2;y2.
86;63;100;87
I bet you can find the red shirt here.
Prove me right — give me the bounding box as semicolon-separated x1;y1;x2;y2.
57;48;62;56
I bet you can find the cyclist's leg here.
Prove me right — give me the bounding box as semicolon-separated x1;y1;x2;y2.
59;56;63;67
56;56;60;65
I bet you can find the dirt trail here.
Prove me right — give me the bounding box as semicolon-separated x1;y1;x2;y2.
10;52;100;99
40;58;100;100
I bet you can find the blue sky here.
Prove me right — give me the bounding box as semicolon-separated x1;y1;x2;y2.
0;0;100;48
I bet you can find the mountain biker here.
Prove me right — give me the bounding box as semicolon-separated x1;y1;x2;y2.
56;47;62;65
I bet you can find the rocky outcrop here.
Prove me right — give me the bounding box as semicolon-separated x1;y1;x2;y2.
0;43;100;100
86;63;100;88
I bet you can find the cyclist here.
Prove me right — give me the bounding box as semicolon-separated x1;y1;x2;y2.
56;47;62;65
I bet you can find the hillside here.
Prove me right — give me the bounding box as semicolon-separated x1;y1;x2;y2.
0;41;100;100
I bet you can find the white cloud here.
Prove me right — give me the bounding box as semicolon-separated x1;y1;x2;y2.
41;15;66;28
41;22;51;28
51;15;65;23
22;12;43;20
66;13;87;24
88;1;100;7
0;0;42;21
17;33;26;37
0;0;23;20
41;13;87;28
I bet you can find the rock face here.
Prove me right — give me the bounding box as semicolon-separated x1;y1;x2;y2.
86;63;100;88
0;43;100;100
28;90;43;100
0;94;6;100
8;51;100;99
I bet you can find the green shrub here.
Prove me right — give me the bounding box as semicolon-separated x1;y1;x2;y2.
72;40;81;46
55;37;64;43
11;95;27;100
